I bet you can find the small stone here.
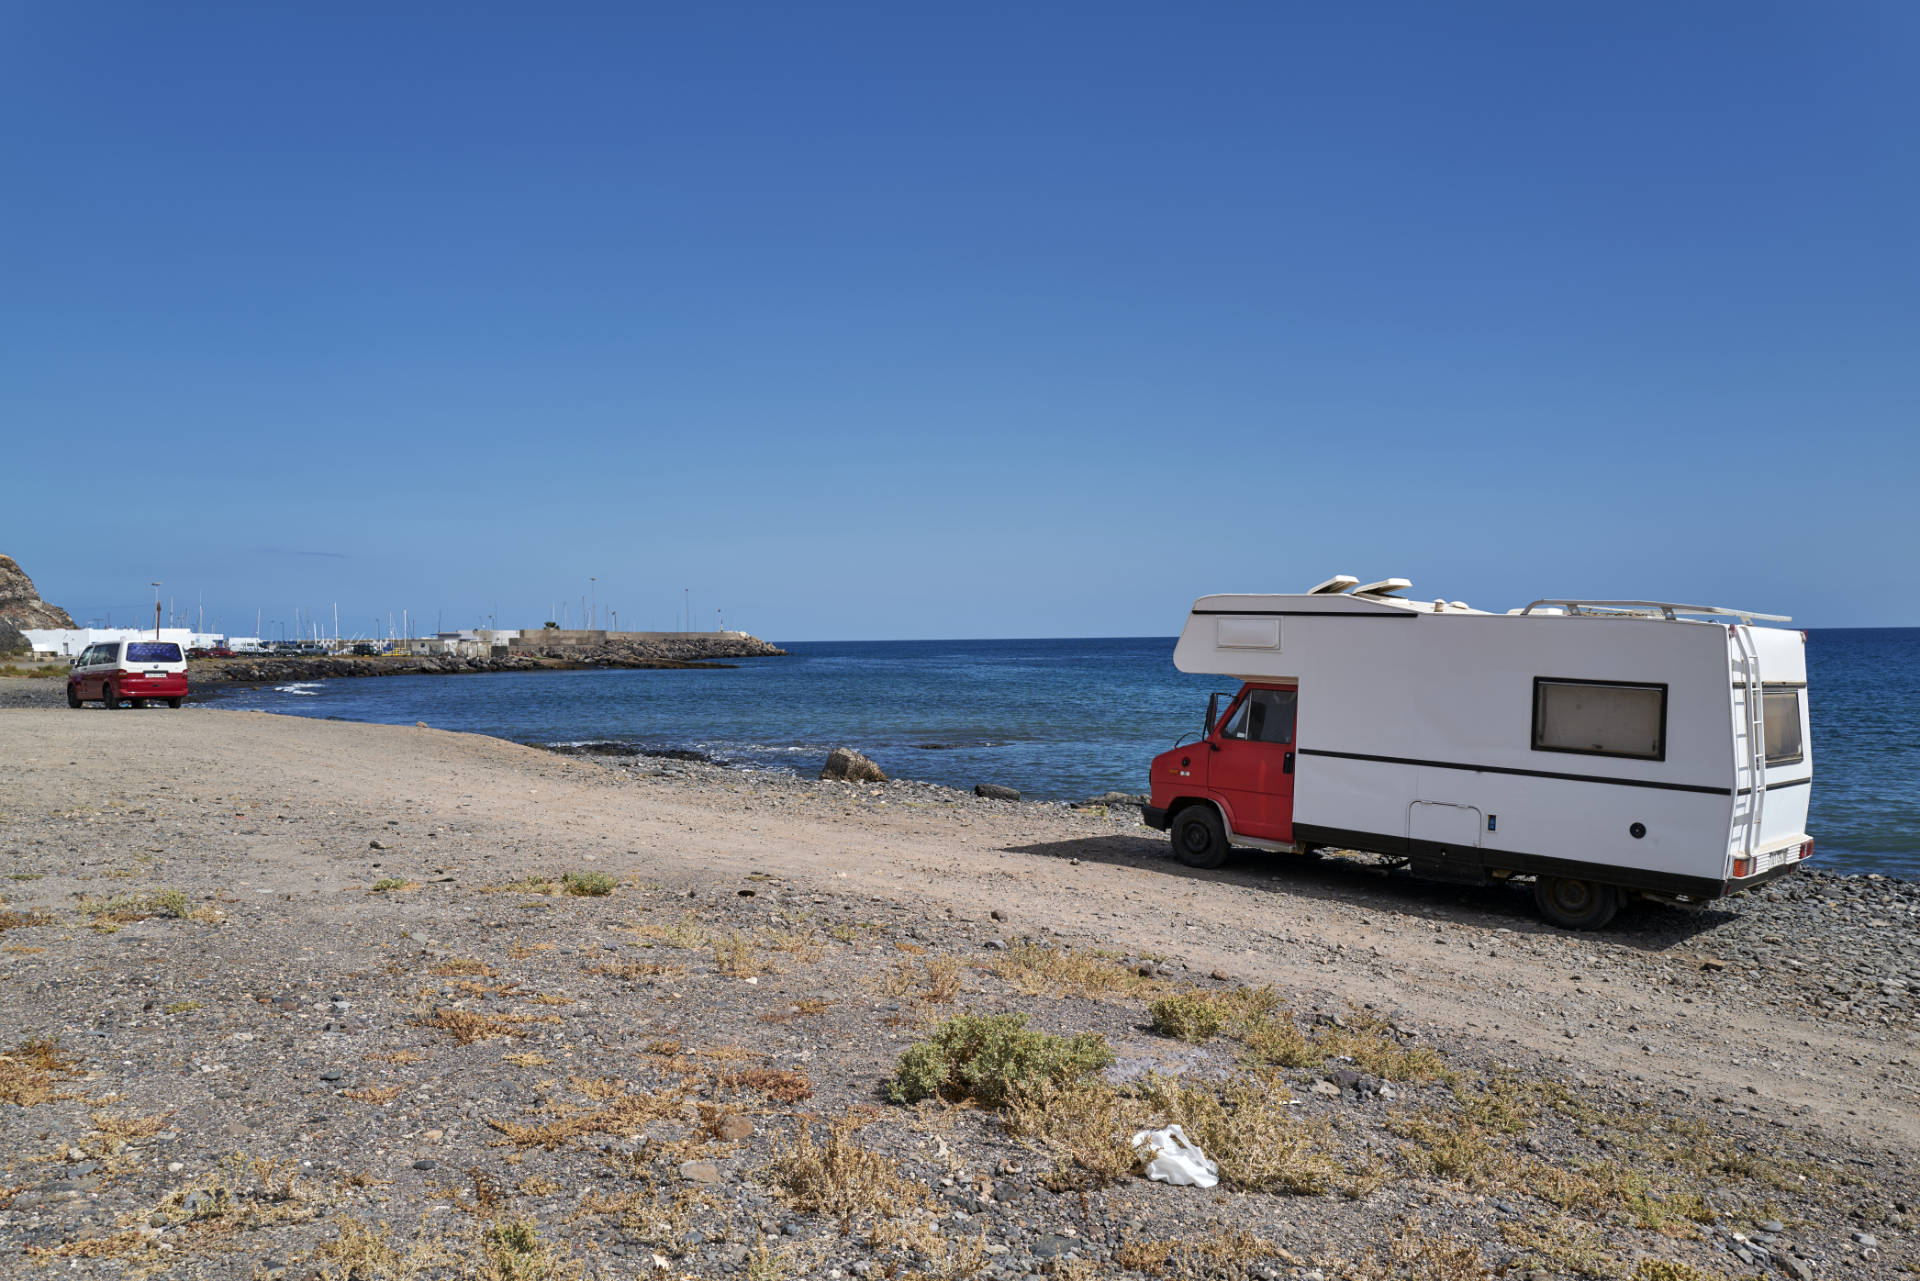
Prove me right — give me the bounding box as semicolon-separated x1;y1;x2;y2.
1209;969;1231;982
1310;1079;1341;1097
1701;957;1727;971
679;1160;722;1184
715;1114;753;1142
974;783;1021;801
369;839;388;850
412;1159;437;1171
1852;1232;1878;1248
1760;1219;1784;1234
319;1070;344;1082
990;910;1007;922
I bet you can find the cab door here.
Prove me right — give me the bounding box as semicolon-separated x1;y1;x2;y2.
1208;685;1298;840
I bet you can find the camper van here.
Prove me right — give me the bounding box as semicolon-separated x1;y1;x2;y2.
1143;577;1813;929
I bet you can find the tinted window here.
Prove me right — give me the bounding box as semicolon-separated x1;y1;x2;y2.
1221;689;1296;745
1533;679;1666;761
126;642;182;663
1763;687;1803;766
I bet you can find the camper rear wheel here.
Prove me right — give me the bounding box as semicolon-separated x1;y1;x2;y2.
1171;806;1229;870
167;697;183;709
1533;876;1620;930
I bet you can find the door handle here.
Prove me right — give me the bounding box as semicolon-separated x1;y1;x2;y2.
1283;751;1294;775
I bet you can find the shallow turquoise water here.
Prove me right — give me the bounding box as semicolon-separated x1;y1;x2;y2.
208;630;1919;876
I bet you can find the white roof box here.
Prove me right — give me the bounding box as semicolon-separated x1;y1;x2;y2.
1352;577;1412;597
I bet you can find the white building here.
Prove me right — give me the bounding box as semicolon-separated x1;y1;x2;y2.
23;627;222;657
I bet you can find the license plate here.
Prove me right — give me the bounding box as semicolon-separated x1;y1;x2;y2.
146;670;166;677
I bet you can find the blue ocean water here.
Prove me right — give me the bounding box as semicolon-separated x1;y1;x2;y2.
207;629;1920;877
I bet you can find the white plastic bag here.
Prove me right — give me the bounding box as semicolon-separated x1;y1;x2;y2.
1131;1124;1219;1188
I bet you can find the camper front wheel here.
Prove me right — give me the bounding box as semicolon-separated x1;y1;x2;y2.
1532;876;1620;930
1171;807;1229;870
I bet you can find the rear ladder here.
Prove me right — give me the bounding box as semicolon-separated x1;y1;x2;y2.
1730;626;1765;862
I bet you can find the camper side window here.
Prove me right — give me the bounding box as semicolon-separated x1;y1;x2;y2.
1762;687;1803;766
1532;679;1666;762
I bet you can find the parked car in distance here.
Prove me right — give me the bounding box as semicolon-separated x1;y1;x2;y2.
186;646;235;659
67;639;188;709
351;643;379;656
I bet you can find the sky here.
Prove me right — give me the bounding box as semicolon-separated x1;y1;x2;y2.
3;3;1916;639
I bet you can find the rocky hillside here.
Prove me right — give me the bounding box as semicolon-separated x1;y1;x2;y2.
0;554;74;630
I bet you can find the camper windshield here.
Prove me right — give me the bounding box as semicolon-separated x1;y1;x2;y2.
1221;688;1296;744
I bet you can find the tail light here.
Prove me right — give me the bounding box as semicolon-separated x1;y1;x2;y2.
1799;839;1814;860
1733;857;1752;878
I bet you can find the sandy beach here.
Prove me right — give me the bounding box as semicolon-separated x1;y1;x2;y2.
2;706;1914;1278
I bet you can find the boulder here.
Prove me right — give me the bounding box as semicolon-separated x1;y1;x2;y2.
974;783;1021;802
821;747;887;783
0;619;26;656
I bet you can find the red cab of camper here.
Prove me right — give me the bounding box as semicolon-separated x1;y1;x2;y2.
1146;683;1300;866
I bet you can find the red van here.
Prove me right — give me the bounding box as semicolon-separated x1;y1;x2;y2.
66;640;189;709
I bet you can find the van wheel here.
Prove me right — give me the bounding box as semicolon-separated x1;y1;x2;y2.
66;685;81;708
101;684;118;709
1533;876;1620;930
167;697;183;708
1171;807;1230;869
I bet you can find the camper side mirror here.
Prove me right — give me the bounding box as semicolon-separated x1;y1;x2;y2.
1204;692;1222;737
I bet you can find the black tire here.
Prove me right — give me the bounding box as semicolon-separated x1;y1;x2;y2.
1171;805;1230;869
101;684;118;709
167;697;183;709
66;685;81;709
1533;876;1620;930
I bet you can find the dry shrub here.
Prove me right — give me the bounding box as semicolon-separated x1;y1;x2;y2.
760;924;827;963
766;1111;929;1231
529;994;574;1006
883;956;963;1003
760;999;833;1024
431;958;499;978
477;1216;582;1280
86;1110;169;1151
0;909;55;932
1139;1075;1339;1195
507;942;557;959
1386;1217;1493;1280
502;1052;551;1068
888;1013;1113;1109
1318;1011;1452;1083
365;1050;430;1065
1148;992;1225;1042
0;1036;85;1106
343;1085;404;1104
1388;1109;1501;1185
584;960;687;981
626;912;710;949
1113;1227;1291;1280
414;1009;561;1045
1004;1077;1137;1191
715;931;768;978
151;1154;320;1234
718;1067;813;1103
990;941;1157;1000
1498;1216;1627;1279
486;1085;688;1150
310;1217;454;1280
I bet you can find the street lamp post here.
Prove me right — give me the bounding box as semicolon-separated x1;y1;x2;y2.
590;577;597;631
151;582;162;639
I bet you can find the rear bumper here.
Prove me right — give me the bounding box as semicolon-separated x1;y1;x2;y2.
1141;806;1169;830
116;675;188;695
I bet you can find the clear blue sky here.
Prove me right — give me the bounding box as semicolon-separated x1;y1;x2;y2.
4;3;1914;639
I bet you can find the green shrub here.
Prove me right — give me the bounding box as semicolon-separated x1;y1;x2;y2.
560;871;617;897
887;1013;1114;1108
1149;992;1226;1042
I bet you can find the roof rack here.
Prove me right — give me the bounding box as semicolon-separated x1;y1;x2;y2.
1518;600;1791;624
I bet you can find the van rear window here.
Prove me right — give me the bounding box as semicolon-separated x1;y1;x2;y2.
126;642;183;663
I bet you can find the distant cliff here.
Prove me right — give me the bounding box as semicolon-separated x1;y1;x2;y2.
0;555;75;630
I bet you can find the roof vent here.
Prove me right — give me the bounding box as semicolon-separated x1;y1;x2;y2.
1352;578;1412;597
1307;575;1358;595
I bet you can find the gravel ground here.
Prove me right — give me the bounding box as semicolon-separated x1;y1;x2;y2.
1;706;1913;1280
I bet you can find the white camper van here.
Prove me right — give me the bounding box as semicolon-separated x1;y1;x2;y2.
1143;578;1814;928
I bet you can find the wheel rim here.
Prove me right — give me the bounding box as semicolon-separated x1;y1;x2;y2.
1549;879;1595;915
1179;821;1210;855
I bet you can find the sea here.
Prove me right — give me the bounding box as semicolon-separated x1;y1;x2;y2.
207;629;1920;878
